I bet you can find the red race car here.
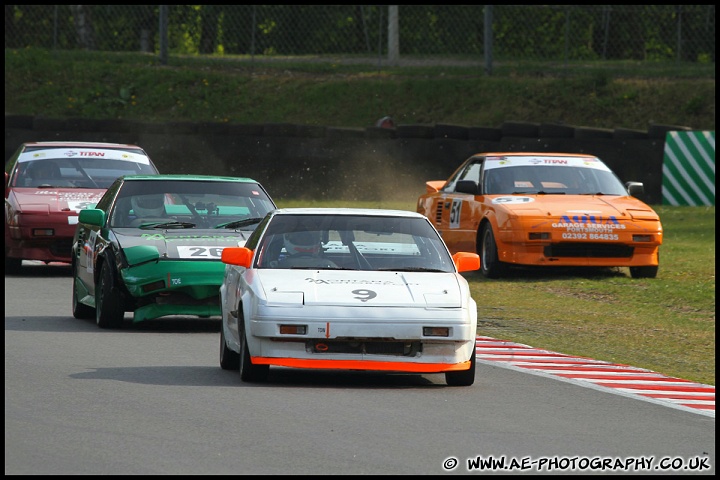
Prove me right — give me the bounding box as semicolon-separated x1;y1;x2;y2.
4;141;159;274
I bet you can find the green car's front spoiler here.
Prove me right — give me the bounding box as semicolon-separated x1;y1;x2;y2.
133;302;220;323
121;259;225;323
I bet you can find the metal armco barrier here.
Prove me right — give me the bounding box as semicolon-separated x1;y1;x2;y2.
662;131;716;206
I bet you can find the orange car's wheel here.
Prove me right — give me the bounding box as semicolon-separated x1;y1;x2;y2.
480;224;507;279
629;266;658;279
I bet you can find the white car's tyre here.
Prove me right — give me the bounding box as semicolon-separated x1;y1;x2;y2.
219;326;240;370
445;347;476;387
238;317;269;383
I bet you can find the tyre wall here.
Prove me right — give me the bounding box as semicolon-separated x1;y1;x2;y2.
5;116;693;205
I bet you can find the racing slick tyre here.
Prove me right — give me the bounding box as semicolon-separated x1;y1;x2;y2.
72;261;95;320
5;256;22;275
445;347;476;387
219;325;240;370
480;224;507;279
629;266;659;279
96;261;124;329
238;315;269;383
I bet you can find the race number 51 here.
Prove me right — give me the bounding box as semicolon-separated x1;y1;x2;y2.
449;198;462;228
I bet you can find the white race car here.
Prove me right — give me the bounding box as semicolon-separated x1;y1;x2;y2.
219;208;481;386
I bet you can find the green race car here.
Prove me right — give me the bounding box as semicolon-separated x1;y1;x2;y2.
71;174;277;328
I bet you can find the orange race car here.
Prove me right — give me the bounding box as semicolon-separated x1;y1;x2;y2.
417;152;663;279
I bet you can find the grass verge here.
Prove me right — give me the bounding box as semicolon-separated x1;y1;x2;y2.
4;48;715;131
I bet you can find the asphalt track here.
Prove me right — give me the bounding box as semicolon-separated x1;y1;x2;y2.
12;261;718;418
475;336;715;418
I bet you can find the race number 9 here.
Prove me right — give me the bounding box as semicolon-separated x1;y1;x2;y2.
352;289;377;303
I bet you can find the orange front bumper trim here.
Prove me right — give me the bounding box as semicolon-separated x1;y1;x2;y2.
252;356;470;373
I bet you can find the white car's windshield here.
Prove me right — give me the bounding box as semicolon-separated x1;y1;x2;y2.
254;214;456;272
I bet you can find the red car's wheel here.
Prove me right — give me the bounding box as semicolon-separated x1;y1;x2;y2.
5;256;22;275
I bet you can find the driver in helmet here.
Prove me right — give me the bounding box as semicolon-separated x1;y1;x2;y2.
276;230;337;268
131;194;167;221
24;161;62;186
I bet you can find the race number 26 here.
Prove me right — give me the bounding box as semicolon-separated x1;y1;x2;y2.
176;246;226;259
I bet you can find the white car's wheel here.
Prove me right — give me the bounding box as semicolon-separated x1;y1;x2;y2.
238;316;269;383
219;325;240;370
445;347;476;387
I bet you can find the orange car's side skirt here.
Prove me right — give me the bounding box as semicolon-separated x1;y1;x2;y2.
252;357;471;373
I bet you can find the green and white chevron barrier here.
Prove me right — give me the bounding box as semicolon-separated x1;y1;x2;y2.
662;131;715;206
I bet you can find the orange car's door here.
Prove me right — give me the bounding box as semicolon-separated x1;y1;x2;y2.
435;192;483;254
422;156;486;254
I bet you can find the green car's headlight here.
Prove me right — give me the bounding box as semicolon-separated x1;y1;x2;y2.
124;245;160;266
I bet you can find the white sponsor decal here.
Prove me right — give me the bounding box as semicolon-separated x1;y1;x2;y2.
67;199;97;213
176;245;227;259
18;148;152;164
491;196;535;204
